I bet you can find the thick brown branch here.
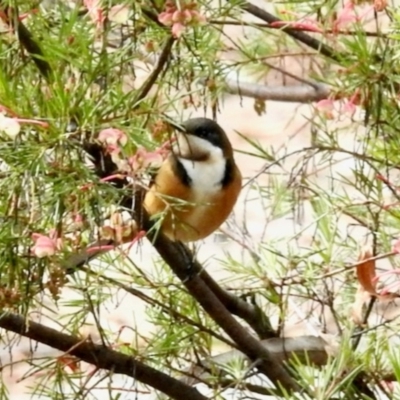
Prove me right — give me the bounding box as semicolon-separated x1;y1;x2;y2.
70;133;297;390
146;235;300;393
199;271;276;339
181;335;331;385
0;312;208;400
222;79;330;102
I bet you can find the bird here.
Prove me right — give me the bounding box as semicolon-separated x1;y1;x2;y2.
143;117;242;242
63;118;242;272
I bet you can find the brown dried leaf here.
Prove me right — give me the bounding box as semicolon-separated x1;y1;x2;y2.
57;355;80;373
356;248;378;296
351;248;399;325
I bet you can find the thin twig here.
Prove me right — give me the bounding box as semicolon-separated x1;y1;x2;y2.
209;19;387;38
133;36;175;107
236;1;344;63
1;7;52;80
78;264;237;347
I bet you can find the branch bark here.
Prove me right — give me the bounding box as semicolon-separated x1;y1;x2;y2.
144;232;301;393
181;335;331;385
222;79;331;102
0;312;208;400
132;36;175;107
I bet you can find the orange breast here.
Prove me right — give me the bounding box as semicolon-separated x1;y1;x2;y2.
143;159;242;242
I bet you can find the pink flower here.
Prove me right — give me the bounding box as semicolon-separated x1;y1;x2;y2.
334;1;357;30
343;100;356;116
270;20;323;33
158;11;173;26
374;0;387;11
31;231;62;258
129;147;164;172
190;10;206;24
172;10;185;23
158;1;206;37
392;239;400;254
333;1;373;31
172;22;186;38
98;128;128;147
315;99;335;119
84;0;105;28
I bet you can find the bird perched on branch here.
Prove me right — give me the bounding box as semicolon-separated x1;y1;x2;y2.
63;118;241;272
144;117;242;242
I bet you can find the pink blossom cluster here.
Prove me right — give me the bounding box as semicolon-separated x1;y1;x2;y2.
97;127;170;174
31;230;62;258
315;92;359;120
98;208;143;245
30;124;170;258
158;0;206;38
83;1;131;30
274;0;383;34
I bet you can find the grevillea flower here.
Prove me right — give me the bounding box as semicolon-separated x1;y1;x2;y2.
128;147;164;172
315;99;335;119
84;0;105;28
158;1;206;38
333;1;373;31
98;128;128;147
31;231;62;258
0;114;20;138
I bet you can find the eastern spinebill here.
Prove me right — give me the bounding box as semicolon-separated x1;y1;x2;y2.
144;117;242;242
64;117;241;271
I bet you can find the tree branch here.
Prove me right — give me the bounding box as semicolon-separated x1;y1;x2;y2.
236;1;343;63
199;271;276;339
66;123;299;391
221;79;331;102
144;232;300;393
132;36;175;107
210;19;387;38
181;335;331;385
0;312;208;400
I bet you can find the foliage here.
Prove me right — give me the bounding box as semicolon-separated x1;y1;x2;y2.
0;0;400;399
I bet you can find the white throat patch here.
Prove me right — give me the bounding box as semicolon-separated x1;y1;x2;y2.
176;135;226;198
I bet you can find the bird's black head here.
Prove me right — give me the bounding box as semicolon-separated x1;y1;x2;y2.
173;118;232;155
180;118;232;153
